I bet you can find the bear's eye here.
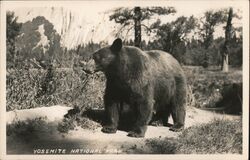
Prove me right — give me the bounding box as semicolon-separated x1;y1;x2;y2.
100;56;105;60
99;54;107;60
93;54;100;61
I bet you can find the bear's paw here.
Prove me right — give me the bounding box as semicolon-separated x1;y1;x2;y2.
101;126;117;133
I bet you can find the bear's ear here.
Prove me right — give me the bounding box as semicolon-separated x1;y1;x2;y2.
110;38;122;53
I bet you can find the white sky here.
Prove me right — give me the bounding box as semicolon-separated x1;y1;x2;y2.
6;0;244;20
3;0;245;46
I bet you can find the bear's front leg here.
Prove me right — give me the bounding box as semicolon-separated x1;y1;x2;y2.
101;102;120;134
128;98;153;138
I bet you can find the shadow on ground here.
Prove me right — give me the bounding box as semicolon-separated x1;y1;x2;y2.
7;107;179;154
71;108;173;132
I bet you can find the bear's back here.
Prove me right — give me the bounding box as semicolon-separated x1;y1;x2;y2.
123;46;181;68
120;46;184;78
146;50;184;74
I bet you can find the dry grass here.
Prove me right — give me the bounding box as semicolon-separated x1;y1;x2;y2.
145;119;242;154
6;67;105;111
177;119;242;154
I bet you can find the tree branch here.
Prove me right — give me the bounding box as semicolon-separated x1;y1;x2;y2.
125;26;134;39
115;23;132;37
141;24;152;33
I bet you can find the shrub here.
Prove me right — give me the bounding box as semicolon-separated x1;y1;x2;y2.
216;83;242;114
6;67;105;111
7;117;53;142
144;138;178;154
176;119;242;154
57;108;101;133
145;119;242;154
183;66;242;113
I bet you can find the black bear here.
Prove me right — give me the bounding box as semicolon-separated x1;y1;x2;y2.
87;38;187;138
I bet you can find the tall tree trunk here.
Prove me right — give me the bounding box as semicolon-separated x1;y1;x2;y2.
222;52;229;71
134;7;142;48
222;8;233;72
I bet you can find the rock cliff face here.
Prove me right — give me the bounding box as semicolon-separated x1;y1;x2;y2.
15;16;62;62
13;7;117;49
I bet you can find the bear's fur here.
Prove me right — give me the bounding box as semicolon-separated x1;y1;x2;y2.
91;38;187;137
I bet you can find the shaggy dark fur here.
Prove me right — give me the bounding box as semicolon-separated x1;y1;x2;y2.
91;38;187;137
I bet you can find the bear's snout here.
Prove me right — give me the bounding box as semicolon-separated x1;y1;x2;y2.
82;59;97;74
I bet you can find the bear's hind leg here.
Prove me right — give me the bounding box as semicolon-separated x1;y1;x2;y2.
169;78;186;132
162;109;172;127
170;106;185;132
149;111;163;126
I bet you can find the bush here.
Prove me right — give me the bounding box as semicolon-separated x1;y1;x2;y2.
216;83;242;114
6;67;105;111
177;119;242;154
7;117;53;142
57;108;101;133
145;119;242;154
184;66;242;113
144;138;178;154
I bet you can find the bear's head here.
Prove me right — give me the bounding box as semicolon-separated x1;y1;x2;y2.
83;38;122;74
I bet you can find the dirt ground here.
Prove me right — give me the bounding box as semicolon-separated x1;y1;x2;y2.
6;105;240;154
